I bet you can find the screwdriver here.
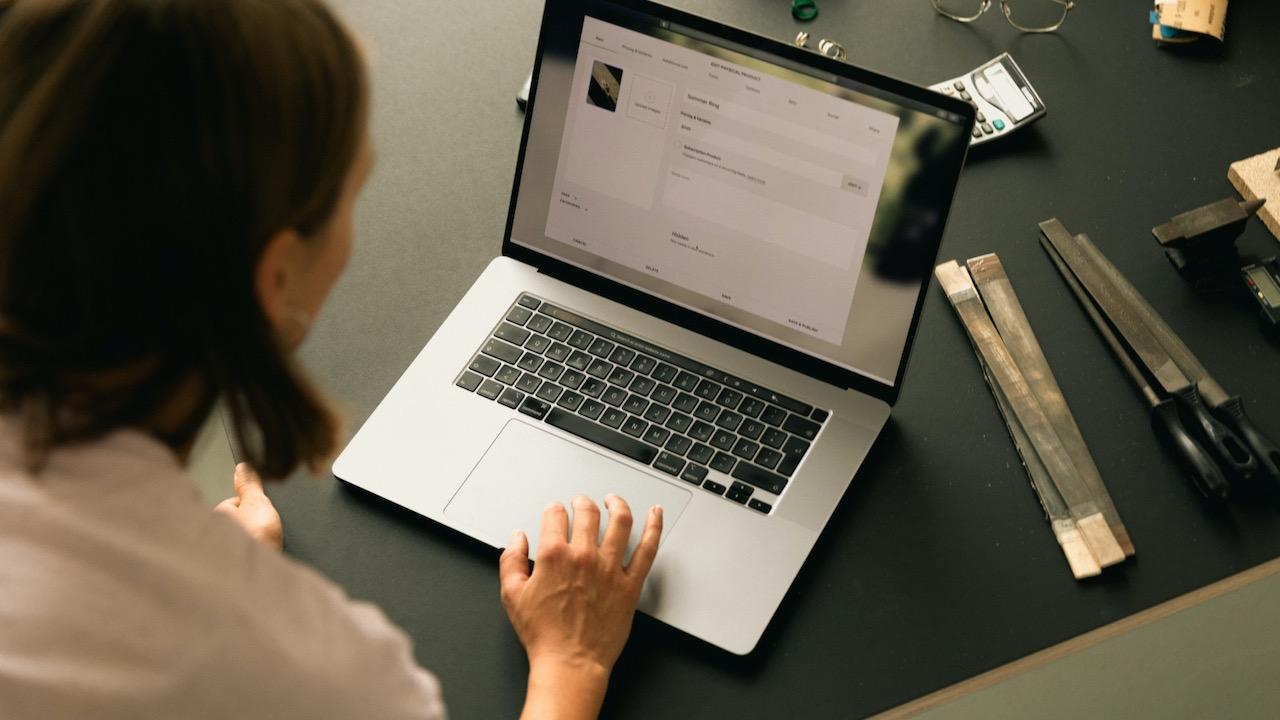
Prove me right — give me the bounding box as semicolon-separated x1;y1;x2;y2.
1041;236;1228;498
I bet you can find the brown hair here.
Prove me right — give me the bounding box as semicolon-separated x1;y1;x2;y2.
0;0;368;477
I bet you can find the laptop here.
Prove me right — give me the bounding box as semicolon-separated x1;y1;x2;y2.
334;0;973;655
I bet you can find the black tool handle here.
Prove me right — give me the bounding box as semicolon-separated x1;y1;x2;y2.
1152;398;1230;499
1213;396;1280;490
1173;386;1257;480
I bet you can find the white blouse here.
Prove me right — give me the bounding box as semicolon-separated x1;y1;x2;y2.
0;419;446;719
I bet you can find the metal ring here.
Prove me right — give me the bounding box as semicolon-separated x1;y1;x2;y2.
817;38;846;61
791;0;818;22
794;31;810;48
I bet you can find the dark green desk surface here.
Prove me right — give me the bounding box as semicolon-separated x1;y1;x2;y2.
272;1;1280;717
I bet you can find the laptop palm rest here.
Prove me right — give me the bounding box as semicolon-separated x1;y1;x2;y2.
445;420;691;563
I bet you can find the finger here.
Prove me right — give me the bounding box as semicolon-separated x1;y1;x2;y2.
537;502;569;557
498;530;530;603
569;495;600;548
626;505;664;581
599;494;633;565
233;463;267;500
214;497;241;512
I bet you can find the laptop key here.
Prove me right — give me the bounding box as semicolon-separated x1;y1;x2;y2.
566;350;591;370
674;371;699;391
537;361;565;382
702;479;727;496
580;378;606;398
687;443;714;465
653;363;678;382
506;306;532;325
609;346;636;366
525;335;551;354
518;396;550;419
517;295;541;310
688;420;713;441
494;323;531;346
515;373;542;393
777;454;800;477
739;398;765;419
782;414;821;441
498;388;524;409
545;343;571;362
653;452;687;477
630;355;658;375
629;376;656;396
578;399;605;420
748;498;773;515
535;383;562;403
545;408;658;465
517;352;543;373
716;388;743;409
622;394;649;414
665;413;693;434
601;408;626;429
608;367;635;387
469;355;500;377
755;447;783;470
650;384;677;405
726;482;753;504
643;426;671;447
602;386;627;407
739;420;765;440
761;428;787;449
760;405;787;427
665;435;693;456
526;314;553;333
695;379;721;400
715;411;743;432
456;371;483;392
477;379;503;401
694;401;720;422
621;415;648;438
547;322;574;341
782;435;811;459
672;392;699;413
557;391;584;411
681;464;708;485
586;358;613;379
588;338;615;358
560;369;585;389
731;438;760;460
567;330;593;350
710;452;736;473
643;404;670;424
811;408;830;422
731;461;788;494
495;364;522;385
710;430;736;451
483;338;524;364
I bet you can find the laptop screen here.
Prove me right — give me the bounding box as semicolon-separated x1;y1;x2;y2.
509;0;970;390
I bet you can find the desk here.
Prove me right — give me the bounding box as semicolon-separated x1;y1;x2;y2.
269;1;1280;717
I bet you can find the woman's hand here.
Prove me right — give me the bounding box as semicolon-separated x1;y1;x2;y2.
214;463;284;551
499;495;663;720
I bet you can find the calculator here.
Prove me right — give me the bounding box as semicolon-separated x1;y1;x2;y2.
929;53;1046;146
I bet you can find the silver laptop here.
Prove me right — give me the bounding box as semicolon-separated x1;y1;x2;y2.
334;0;974;655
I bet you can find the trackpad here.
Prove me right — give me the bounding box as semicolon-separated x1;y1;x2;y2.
445;420;691;561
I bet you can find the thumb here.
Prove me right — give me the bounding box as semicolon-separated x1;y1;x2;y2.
234;462;266;500
498;530;530;603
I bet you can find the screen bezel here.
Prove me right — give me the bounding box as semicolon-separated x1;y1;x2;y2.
502;0;975;405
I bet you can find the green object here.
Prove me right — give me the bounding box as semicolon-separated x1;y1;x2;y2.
791;0;818;22
993;119;1006;131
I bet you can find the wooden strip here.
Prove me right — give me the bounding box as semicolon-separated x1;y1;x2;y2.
936;261;1115;575
871;555;1280;720
967;253;1134;558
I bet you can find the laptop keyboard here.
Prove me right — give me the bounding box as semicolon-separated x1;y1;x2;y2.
454;294;830;515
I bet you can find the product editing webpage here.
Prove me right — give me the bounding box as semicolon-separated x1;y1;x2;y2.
544;16;899;345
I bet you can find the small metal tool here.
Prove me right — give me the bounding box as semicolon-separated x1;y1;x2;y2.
1153;197;1265;294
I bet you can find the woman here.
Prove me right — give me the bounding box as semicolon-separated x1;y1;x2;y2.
0;0;662;718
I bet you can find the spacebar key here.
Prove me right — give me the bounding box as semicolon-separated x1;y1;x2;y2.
545;408;660;465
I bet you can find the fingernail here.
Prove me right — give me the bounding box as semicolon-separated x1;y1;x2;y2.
509;530;522;544
653;505;663;518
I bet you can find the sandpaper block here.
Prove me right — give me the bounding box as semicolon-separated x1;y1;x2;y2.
1228;148;1280;242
